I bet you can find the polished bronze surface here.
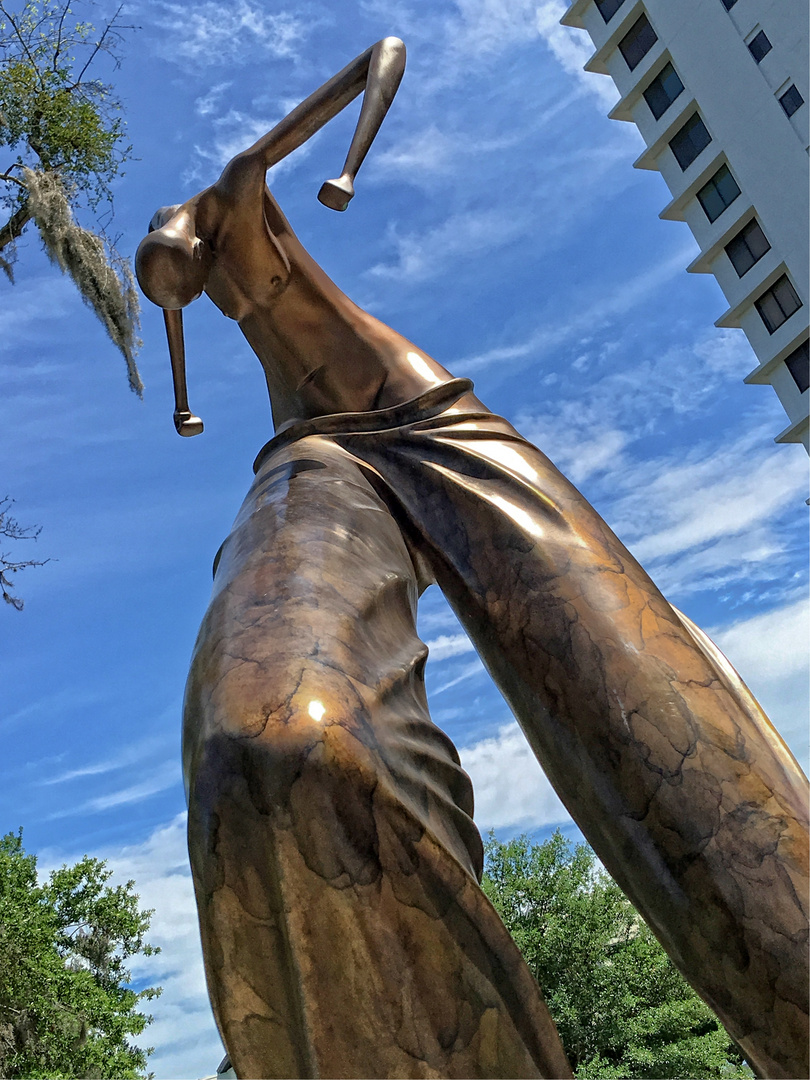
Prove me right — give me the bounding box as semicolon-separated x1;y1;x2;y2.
137;39;809;1080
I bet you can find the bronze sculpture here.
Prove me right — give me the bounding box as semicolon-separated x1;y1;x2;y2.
136;39;809;1080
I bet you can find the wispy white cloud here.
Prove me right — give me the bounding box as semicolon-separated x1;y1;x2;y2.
513;326;760;481
194;82;232;117
362;0;616;107
425;631;475;661
368;208;527;281
507;320;806;608
591;423;808;603
369;125;469;184
623;444;807;564
448;0;547;56
41;734;174;786
185;98;320;184
418;595;463;634
360;137;639;299
713;595;810;684
0;275;73;346
434;657;487;694
459;722;569;830
461;244;694;376
0;687;103;736
711;595;810;768
52;761;179;817
191;109;274;173
366;91;586;190
534;0;618;107
150;2;309;67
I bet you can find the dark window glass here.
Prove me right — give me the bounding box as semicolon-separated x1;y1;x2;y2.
779;85;804;118
725;219;771;277
755;275;803;334
747;30;772;63
669;113;711;170
643;62;684;120
595;0;625;23
720;0;738;9
697;164;741;221
619;15;658;71
785;341;809;393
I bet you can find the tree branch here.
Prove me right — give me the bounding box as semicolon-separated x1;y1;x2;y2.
0;199;31;252
73;4;124;85
0;170;27;188
0;2;45;89
0;496;49;611
53;1;71;71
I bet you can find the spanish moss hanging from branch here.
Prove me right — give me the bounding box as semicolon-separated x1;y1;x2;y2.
0;0;141;392
23;167;142;394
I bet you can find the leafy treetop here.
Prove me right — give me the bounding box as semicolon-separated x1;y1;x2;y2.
0;828;161;1078
482;831;753;1080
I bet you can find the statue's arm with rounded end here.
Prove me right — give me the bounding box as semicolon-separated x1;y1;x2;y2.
220;37;406;210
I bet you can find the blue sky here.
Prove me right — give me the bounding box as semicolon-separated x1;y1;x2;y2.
1;0;807;1075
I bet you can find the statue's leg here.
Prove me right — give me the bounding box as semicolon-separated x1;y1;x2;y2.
182;435;572;1080
351;420;809;1080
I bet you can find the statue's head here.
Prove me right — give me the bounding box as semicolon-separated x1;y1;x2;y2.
135;205;212;311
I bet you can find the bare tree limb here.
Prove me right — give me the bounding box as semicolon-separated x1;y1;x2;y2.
52;0;71;71
0;170;26;188
0;199;31;251
0;496;49;611
73;4;125;85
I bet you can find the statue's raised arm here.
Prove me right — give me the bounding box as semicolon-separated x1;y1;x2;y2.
222;36;406;211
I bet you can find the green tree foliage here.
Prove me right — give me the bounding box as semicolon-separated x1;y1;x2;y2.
482;832;753;1080
0;829;161;1078
0;0;141;392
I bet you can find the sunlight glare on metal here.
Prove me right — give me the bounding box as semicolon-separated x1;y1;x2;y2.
488;494;544;539
406;351;443;385
462;439;540;483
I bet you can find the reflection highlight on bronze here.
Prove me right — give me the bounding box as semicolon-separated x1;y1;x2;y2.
137;37;808;1080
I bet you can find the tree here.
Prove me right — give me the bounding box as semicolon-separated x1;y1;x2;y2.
0;494;48;610
0;0;141;393
482;832;753;1080
0;829;161;1078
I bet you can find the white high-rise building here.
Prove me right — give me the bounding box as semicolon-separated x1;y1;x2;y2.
561;0;809;452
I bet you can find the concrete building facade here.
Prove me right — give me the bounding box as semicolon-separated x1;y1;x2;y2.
561;0;809;452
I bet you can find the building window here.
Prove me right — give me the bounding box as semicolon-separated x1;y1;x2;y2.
619;15;658;71
747;30;772;64
725;219;771;277
697;164;741;222
720;0;738;9
785;341;809;393
595;0;625;23
755;276;803;334
643;63;684;120
779;85;804;118
669;113;711;170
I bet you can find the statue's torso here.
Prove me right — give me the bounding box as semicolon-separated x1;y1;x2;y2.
196;158;483;428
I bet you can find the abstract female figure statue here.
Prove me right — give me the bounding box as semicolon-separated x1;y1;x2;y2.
136;39;808;1080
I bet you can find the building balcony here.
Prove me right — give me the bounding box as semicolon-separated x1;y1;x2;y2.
744;324;810;387
580;1;648;76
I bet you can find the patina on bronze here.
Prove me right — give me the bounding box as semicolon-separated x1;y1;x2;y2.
136;38;809;1080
